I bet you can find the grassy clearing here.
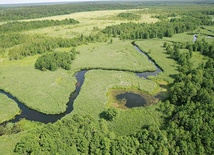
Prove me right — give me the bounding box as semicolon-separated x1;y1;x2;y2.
135;38;179;83
0;56;76;114
0;94;20;124
22;9;158;38
107;103;163;136
65;70;160;135
72;39;156;72
162;32;194;43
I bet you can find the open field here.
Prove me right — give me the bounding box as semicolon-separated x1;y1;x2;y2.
0;56;76;114
22;9;158;38
72;39;156;72
0;94;20;123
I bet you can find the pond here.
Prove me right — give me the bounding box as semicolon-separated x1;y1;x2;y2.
116;92;147;108
111;89;159;109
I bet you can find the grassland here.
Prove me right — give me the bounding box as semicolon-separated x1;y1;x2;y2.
22;9;158;38
0;94;20;124
0;56;76;114
65;70;161;135
72;39;156;72
135;39;179;83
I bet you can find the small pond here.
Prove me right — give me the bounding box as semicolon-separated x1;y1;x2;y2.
116;92;147;108
112;90;159;109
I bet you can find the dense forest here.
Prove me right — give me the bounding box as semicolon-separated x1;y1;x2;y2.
103;13;213;39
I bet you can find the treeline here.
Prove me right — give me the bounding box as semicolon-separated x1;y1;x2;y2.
0;2;145;21
117;13;141;20
102;13;213;40
35;50;76;71
8;33;108;60
0;18;79;33
14;114;168;154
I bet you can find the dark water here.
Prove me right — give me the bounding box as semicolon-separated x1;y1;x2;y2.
116;92;147;108
0;70;87;125
0;44;162;125
133;44;162;78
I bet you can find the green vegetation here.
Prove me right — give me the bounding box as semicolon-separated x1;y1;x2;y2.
72;39;156;72
101;108;119;121
35;51;75;71
117;12;141;20
0;94;20;124
103;12;213;40
0;1;214;155
135;39;179;83
0;2;146;21
14;114;167;155
70;70;160;135
0;18;79;33
0;57;76;114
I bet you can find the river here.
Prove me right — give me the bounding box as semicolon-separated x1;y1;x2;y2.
0;44;162;125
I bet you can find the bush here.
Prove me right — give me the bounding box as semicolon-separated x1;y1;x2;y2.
101;108;119;121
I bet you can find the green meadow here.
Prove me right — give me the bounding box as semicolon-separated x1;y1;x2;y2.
72;39;156;72
0;94;20;124
0;56;76;114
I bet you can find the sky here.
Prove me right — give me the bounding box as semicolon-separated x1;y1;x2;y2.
0;0;98;5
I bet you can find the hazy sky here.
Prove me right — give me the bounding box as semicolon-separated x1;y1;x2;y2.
0;0;98;4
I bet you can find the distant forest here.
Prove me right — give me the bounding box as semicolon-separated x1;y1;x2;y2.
0;1;213;21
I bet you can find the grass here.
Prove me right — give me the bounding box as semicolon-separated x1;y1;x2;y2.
64;70;160;135
21;9;158;38
0;56;76;114
135;38;179;83
107;103;164;136
0;94;20;124
72;39;156;72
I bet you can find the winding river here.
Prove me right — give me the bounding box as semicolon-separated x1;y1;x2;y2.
0;44;162;125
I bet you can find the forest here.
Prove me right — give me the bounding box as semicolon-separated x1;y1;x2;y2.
0;1;213;155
